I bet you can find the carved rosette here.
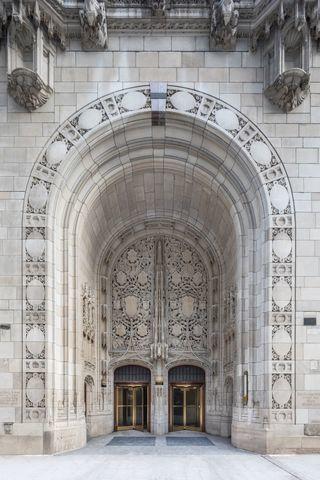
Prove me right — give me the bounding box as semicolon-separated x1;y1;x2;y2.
264;69;310;113
8;68;53;112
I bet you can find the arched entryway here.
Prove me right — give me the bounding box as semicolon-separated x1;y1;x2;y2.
23;84;295;454
114;365;151;431
168;365;205;432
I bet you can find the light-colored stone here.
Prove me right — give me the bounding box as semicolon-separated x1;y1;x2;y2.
215;109;239;131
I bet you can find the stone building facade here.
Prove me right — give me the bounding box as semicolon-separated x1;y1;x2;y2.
0;0;320;454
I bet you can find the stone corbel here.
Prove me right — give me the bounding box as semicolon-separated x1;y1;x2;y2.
264;68;310;113
79;0;108;51
4;0;64;111
8;67;53;111
209;0;239;50
261;2;311;113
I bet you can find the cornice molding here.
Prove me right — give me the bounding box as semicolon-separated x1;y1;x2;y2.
0;1;319;43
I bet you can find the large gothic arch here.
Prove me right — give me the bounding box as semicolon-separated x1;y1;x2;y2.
23;84;295;453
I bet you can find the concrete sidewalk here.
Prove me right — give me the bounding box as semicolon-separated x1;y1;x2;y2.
0;431;319;480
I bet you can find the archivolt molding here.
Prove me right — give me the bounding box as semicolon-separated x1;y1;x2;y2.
23;84;295;426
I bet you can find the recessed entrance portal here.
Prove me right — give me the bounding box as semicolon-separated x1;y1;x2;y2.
114;365;150;431
169;366;205;432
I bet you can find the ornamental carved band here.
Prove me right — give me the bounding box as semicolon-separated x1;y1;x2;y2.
23;84;295;424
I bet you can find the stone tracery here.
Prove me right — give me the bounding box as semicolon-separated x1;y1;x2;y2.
110;235;209;358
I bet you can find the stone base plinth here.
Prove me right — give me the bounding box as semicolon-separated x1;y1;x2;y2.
44;421;87;454
232;422;320;454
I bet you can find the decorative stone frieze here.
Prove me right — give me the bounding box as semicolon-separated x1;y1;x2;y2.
79;0;108;50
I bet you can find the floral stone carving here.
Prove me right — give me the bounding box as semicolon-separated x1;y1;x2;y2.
79;0;108;50
264;68;310;113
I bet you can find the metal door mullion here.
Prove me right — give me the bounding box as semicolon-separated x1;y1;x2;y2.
183;388;187;428
132;387;136;429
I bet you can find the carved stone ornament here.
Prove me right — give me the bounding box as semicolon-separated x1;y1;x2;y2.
264;68;310;113
79;0;108;50
82;283;95;342
210;0;239;50
8;68;53;112
150;0;170;16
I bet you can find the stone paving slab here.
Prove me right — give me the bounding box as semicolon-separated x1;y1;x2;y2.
1;433;320;480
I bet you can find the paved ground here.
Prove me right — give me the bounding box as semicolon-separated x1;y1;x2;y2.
1;430;320;480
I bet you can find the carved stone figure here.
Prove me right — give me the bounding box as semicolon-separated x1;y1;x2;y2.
150;0;170;16
79;0;108;50
210;0;239;50
8;68;53;111
264;68;310;113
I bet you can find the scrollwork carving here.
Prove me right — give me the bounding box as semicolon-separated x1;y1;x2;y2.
112;238;154;352
165;237;208;352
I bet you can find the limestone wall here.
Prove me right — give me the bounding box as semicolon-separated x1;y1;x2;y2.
0;32;320;453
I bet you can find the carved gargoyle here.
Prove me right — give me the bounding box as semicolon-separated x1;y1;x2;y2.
79;0;108;50
150;0;170;16
210;0;239;50
264;68;310;113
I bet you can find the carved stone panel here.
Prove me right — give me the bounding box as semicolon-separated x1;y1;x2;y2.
165;237;208;352
111;238;154;352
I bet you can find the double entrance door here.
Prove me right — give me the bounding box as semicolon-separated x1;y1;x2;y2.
170;385;204;431
115;384;149;430
114;383;204;432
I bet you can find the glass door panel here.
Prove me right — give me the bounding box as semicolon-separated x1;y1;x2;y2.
134;386;144;429
115;385;149;430
117;387;133;428
171;385;202;431
173;387;184;428
185;388;200;428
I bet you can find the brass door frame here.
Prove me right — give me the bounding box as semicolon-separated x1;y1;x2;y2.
169;383;205;432
114;383;150;431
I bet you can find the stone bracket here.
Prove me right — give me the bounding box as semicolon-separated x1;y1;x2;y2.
264;68;310;113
